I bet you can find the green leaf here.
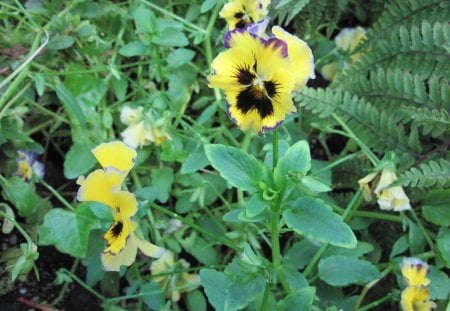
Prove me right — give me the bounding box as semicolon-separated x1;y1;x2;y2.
301;176;331;193
151;168;174;203
275;140;311;185
181;150;209;174
63;142;96;179
200;269;228;311
48;35;75;50
152;28;189;47
201;0;217;13
55;84;87;128
187;290;207;311
181;234;219;266
428;266;450;300
283;197;357;248
225;275;265;311
141;282;164;310
119;41;147;57
0;176;41;216
167;48;195;67
323;241;374;258
133;6;158;34
35;74;45;96
39;203;101;258
245;194;268;218
205;144;263;192
318;256;380;286
275;287;315;311
390;235;409;259
422;189;450;226
111;76;128;101
283;239;321;270
437;228;450;267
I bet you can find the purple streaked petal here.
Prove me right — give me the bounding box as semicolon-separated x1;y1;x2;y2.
247;18;270;37
225;101;238;124
224;28;247;48
264;37;288;58
261;120;284;133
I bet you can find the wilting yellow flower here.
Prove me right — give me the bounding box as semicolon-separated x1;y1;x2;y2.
77;141;164;271
374;167;411;211
358;165;411;212
321;26;366;81
220;0;270;30
150;250;200;302
208;26;314;133
400;258;436;311
120;106;170;148
358;172;378;201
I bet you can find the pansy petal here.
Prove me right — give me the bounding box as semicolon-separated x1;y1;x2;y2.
101;233;138;271
104;219;137;255
77;169;124;207
272;26;315;90
121;121;155;149
400;286;435;311
135;234;166;258
91;141;137;172
401;258;430;287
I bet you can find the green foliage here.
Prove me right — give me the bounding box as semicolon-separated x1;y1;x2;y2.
283;197;357;248
318;256;381;286
396;159;450;188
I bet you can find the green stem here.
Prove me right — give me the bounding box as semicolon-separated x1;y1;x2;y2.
59;268;106;302
310;152;361;177
39;179;74;211
0;210;34;247
52;259;80;306
272;129;279;169
238;131;253;205
303;243;327;278
409;209;434;252
353;265;393;311
132;263;143;311
150;202;240;251
260;281;270;311
356;293;395;311
0;31;48;110
142;0;206;34
331;113;379;167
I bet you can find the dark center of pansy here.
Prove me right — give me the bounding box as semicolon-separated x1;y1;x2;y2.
111;221;123;238
234;7;254;29
234;63;279;119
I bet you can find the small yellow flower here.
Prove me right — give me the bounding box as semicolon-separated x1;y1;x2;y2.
77;141;164;271
208;25;314;133
374;167;411;211
401;258;430;287
150;250;200;302
220;0;270;30
401;286;436;311
400;258;436;311
321;26;366;81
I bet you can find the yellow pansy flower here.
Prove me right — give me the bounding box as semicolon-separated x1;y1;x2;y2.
401;286;436;311
220;0;270;30
401;258;430;287
400;258;436;311
358;171;378;201
208;25;314;133
150;250;200;302
77;141;165;271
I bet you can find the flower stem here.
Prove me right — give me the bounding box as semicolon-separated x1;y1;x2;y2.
331;113;379;166
149;202;240;251
58;267;106;302
39;179;75;211
409;209;435;252
52;259;80;306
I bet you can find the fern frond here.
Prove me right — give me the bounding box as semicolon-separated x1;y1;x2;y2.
396;159;450;188
403;106;450;137
349;21;450;79
297;88;422;158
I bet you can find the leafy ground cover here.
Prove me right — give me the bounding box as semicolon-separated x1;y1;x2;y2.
0;0;449;310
